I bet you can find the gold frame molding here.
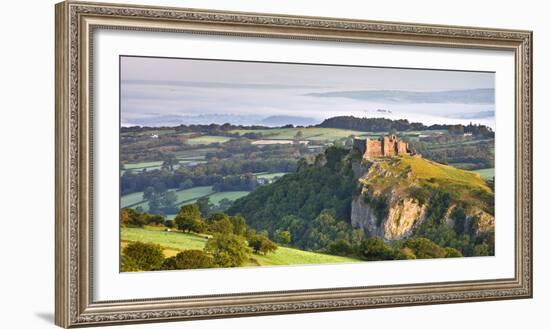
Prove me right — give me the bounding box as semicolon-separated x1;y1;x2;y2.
55;1;533;327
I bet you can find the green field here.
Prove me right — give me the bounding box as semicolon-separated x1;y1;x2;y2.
228;127;445;143
207;191;250;205
186;135;231;145
121;186;249;215
229;127;367;141
121;191;149;209
472;168;495;180
255;172;288;180
121;227;360;266
124;161;164;170
173;186;215;205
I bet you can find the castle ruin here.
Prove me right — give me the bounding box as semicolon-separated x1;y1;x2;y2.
353;133;412;160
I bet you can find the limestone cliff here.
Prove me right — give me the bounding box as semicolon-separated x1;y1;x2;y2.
351;155;495;241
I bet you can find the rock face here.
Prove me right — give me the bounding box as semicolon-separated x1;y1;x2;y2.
351;196;426;241
384;198;426;240
350;156;494;241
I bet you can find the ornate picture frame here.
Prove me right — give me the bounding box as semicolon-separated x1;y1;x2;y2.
55;1;532;327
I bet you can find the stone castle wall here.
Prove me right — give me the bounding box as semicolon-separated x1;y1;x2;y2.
354;133;411;160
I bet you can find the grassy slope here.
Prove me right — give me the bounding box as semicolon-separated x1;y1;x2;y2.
365;155;493;210
121;227;359;266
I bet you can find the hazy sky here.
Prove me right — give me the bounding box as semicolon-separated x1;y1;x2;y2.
120;56;495;128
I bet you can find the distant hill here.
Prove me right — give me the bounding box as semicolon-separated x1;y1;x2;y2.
316;115;494;137
305;88;495;104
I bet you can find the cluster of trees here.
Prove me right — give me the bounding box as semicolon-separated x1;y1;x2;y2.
409;139;494;170
120;204;279;271
413;193;495;257
318;116;494;138
120;208;167;227
229;146;359;252
121;157;297;195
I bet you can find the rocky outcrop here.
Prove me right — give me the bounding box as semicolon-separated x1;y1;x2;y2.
351;196;426;241
384;198;426;240
350;156;494;242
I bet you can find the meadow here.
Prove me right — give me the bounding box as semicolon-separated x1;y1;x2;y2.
120;185;250;214
121;226;360;266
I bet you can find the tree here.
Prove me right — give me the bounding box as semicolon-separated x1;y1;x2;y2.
210;215;234;234
229;215;247;236
175;204;205;233
294;130;304;140
120;209;130;226
122;241;165;271
359;237;396;261
196;197;213;217
162;250;215;270
403;238;446;259
120;208;146;227
143;186;155;200
274;229;291;245
328;239;352;256
162;155;179;171
205;233;251;267
164;219;175;229
147;214;165;226
179;179;193;190
248;233;278;255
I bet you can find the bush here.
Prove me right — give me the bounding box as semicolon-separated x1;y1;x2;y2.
359;237;396;261
396;247;417;260
164;219;175;229
444;247;463;258
161;250;215;270
122;241;165;271
328;239;352;256
205;233;251;267
403;238;446;259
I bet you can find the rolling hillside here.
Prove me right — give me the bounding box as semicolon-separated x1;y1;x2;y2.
121;227;360;267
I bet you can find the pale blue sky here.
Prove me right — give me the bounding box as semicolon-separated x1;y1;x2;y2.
121;56;495;128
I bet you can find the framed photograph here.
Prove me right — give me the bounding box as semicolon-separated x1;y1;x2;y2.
55;1;532;327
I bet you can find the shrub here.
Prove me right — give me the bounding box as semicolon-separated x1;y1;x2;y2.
161;250;215;270
327;239;352;256
403;238;446;259
122;241;165;271
396;247;417;260
164;219;175;229
359;237;396;261
444;247;463;258
205;233;251;267
473;243;491;256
